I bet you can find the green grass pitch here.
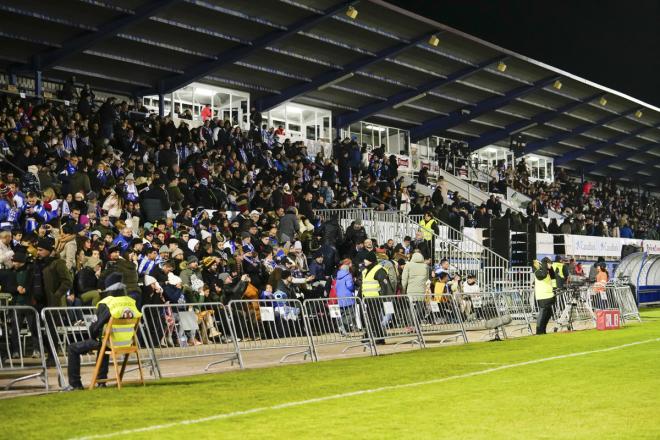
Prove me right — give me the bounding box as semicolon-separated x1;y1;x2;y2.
3;309;660;440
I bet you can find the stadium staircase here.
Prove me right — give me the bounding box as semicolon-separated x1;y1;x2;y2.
316;208;513;290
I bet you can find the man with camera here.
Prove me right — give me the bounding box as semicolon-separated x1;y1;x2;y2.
534;257;556;335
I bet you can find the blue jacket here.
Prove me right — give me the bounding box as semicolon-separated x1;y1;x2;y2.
112;234;131;252
335;268;355;307
620;226;634;238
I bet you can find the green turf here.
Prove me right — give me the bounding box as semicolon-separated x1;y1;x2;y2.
3;310;660;440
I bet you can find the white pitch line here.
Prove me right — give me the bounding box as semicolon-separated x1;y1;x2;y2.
72;337;660;440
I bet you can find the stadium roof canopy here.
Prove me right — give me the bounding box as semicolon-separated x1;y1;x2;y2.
1;0;659;187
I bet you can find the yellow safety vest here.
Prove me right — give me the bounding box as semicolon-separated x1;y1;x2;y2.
551;262;565;288
98;296;142;347
419;218;436;241
534;274;554;300
361;264;382;297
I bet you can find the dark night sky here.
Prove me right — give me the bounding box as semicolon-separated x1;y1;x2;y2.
388;0;660;106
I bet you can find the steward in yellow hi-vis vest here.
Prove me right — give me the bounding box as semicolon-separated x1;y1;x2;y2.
64;280;140;391
533;257;556;335
418;211;439;265
551;256;568;288
360;251;393;344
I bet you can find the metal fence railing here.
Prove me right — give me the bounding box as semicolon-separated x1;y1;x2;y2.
0;306;49;391
361;295;425;354
227;299;315;365
140;303;242;375
41;307;158;388
314;208;518;291
25;282;641;390
407;294;467;345
302;297;375;360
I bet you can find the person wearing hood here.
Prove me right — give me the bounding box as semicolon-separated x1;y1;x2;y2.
187;238;200;256
533;257;556;335
401;251;429;297
335;259;357;334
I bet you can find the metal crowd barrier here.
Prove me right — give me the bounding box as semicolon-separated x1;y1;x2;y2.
227;299;314;365
460;292;512;341
493;291;534;336
507;267;535;290
140;302;242;374
552;288;596;332
361;295;424;354
302;297;375;360
41;307;158;388
0;306;48;391
407;294;468;345
604;285;642;322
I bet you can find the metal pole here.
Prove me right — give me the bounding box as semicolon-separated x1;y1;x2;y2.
34;70;43;98
158;92;164;117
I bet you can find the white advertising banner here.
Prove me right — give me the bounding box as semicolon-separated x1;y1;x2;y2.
642;240;660;255
563;235;643;257
536;233;555;255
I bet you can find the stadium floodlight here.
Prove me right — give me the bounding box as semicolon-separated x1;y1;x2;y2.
635;110;643;119
286;105;303;113
599;97;608;106
365;125;386;132
194;87;215;97
497;61;507;72
346;6;358;19
553;80;562;90
428;35;440;47
317;73;354;91
392;93;427;109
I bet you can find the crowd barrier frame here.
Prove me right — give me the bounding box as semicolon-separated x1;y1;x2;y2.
41;307;158;388
361;295;425;355
227;299;315;365
302;297;376;361
27;284;641;391
140;302;243;374
0;306;49;391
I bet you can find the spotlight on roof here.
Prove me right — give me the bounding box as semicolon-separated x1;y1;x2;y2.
496;61;507;72
635;110;643;119
428;35;440;47
552;80;562;90
346;6;358;19
599;97;607;106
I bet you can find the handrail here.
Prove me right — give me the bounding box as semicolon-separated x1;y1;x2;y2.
355;186;510;269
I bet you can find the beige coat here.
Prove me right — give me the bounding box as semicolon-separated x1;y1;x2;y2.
401;252;429;296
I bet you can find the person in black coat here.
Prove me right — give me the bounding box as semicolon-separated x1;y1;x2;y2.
140;181;171;223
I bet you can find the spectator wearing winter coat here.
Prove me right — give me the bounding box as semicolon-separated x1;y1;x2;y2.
401;252;429;297
277;207;299;244
335;259;355;307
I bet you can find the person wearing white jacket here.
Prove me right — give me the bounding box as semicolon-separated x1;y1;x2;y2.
461;273;480;318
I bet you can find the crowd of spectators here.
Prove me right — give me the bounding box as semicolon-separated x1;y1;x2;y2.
0;84;480;355
509;161;660;239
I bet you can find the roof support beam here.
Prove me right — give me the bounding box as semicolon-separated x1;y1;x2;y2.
465;92;604;151
611;156;660;179
22;0;181;72
145;0;358;96
584;142;659;173
253;32;438;112
555;122;660;165
524;108;638;154
333;55;504;129
409;75;560;142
